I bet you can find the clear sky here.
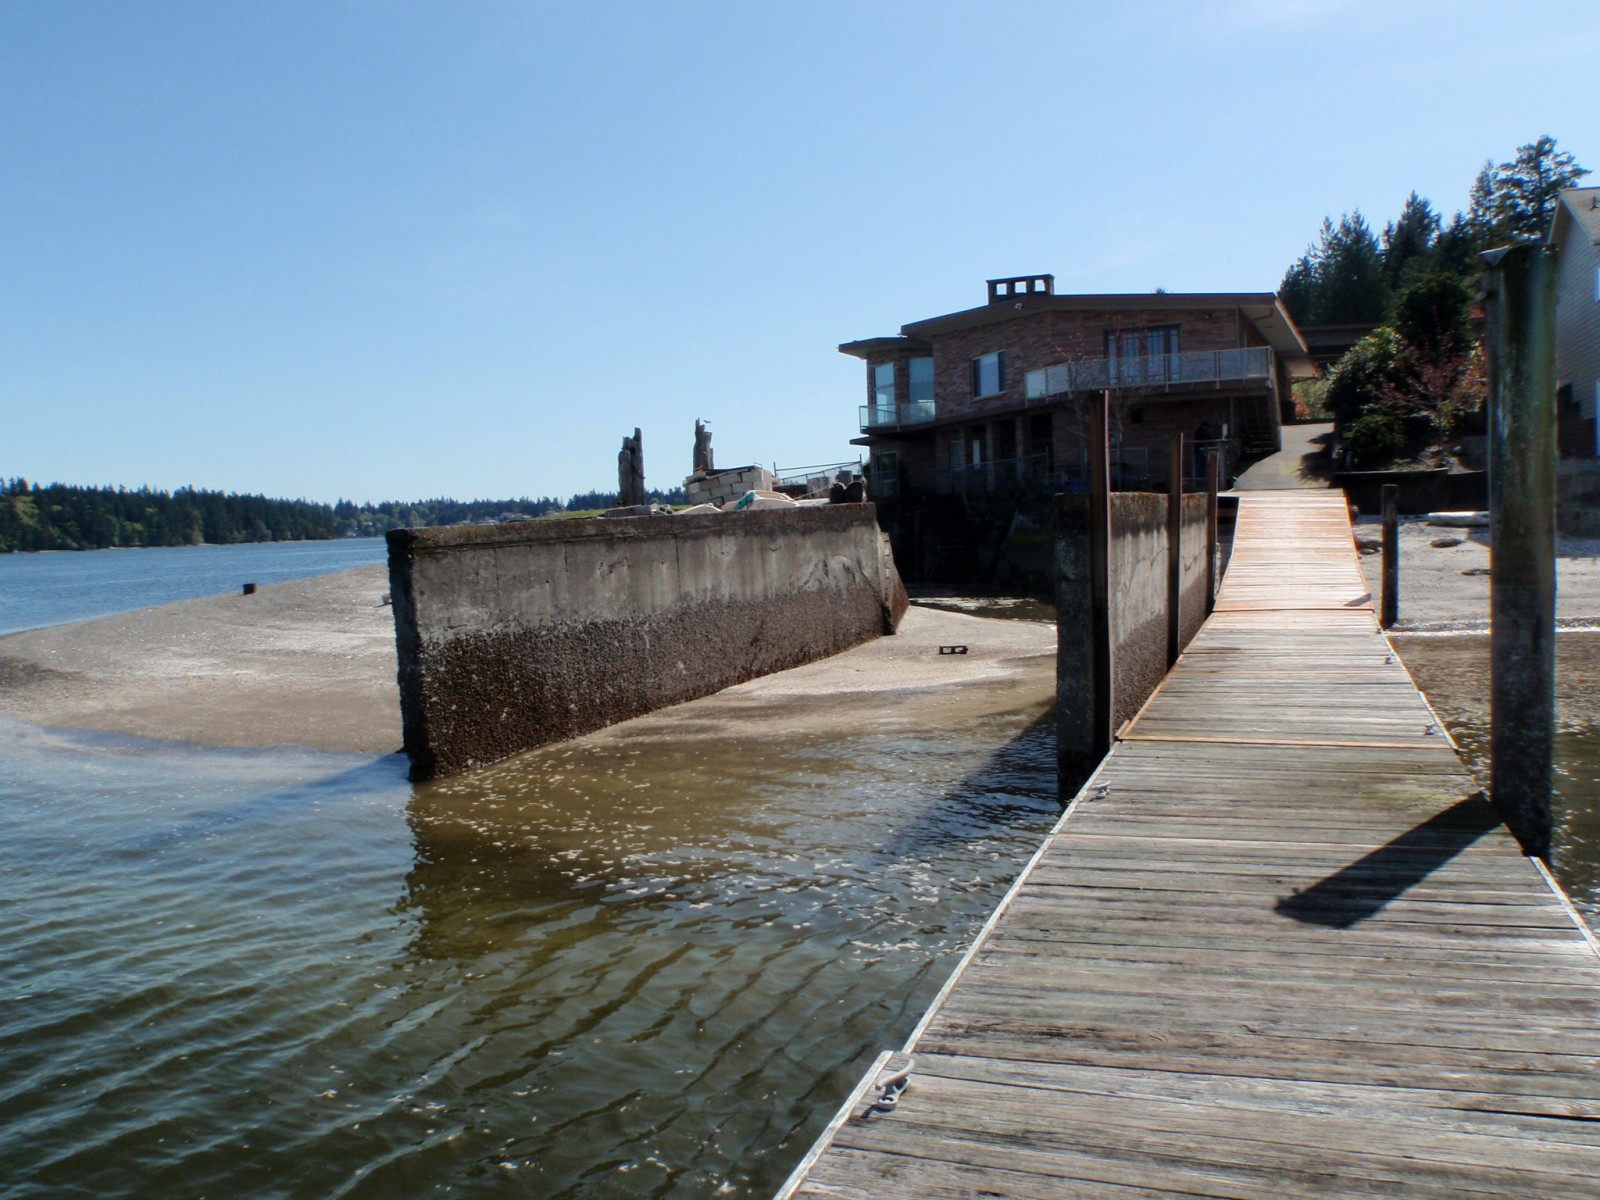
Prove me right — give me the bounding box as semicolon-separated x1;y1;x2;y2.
4;0;1597;504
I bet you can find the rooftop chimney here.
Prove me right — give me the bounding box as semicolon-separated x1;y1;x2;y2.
987;274;1055;304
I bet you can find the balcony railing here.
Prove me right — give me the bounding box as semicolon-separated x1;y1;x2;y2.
859;399;937;431
1025;346;1273;400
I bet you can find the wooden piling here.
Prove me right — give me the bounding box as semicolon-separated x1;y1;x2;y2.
1167;433;1184;666
1057;393;1115;801
1089;390;1112;754
1380;483;1398;629
1483;242;1558;861
1205;449;1220;615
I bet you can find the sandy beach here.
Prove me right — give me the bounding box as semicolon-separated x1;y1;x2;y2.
1353;516;1600;631
0;566;1056;754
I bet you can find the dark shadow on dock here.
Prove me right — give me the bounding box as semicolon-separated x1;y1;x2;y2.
1275;794;1502;928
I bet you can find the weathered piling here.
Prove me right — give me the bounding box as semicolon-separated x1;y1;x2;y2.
1056;392;1114;799
1167;432;1183;666
1482;242;1558;860
1205;449;1220;614
1380;483;1398;629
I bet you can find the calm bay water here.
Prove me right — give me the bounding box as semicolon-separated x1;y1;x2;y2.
0;538;388;635
0;541;1059;1198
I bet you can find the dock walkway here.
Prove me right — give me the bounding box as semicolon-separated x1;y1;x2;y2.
781;491;1600;1199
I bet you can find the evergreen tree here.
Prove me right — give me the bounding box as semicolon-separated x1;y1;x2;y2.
1278;252;1317;325
1310;212;1389;324
1467;134;1590;244
1381;192;1440;288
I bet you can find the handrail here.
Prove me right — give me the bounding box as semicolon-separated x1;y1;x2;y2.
859;400;938;430
1025;346;1273;400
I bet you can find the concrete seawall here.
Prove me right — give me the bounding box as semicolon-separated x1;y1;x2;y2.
387;506;907;779
1056;491;1211;791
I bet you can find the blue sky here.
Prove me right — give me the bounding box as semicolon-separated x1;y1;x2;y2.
4;0;1597;504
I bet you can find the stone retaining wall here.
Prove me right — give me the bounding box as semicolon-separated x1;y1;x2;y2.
387;506;905;779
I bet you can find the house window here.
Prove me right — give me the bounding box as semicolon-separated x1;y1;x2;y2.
1105;326;1179;384
909;356;934;403
872;362;896;421
971;351;1006;398
873;451;899;494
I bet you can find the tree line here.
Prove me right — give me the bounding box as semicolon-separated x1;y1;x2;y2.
0;479;689;552
1281;135;1588;467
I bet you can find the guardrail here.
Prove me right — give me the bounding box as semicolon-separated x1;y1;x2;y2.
859;399;937;430
1025;346;1273;399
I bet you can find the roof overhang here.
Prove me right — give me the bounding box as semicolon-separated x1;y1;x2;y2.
1237;297;1317;380
1554;188;1600;247
838;335;931;360
892;291;1316;379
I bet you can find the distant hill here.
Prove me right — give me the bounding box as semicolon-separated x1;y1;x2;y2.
0;478;687;552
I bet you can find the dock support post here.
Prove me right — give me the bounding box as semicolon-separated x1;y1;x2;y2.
1056;391;1114;802
1167;433;1184;666
1483;242;1558;861
1205;449;1220;615
1380;483;1399;629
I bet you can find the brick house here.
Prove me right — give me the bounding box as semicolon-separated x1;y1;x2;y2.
1553;187;1600;458
842;275;1315;496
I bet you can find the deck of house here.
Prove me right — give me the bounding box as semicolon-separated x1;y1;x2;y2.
779;491;1600;1199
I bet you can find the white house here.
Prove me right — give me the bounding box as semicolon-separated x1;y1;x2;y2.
1553;187;1600;457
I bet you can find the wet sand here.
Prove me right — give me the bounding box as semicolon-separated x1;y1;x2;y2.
0;566;1056;754
1354;517;1600;631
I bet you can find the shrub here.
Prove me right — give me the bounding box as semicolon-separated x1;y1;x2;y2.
1342;407;1406;468
1324;327;1407;426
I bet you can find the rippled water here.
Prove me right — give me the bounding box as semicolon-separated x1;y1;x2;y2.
1391;630;1600;918
0;700;1057;1199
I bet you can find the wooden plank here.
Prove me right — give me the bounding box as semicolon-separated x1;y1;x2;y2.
781;491;1600;1199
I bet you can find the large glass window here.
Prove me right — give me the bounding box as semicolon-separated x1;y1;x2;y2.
872;362;896;422
971;351;1005;398
909;356;934;419
1105;326;1179;384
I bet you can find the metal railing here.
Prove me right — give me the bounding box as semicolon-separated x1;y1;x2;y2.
932;448;1172;496
1024;346;1273;400
773;458;863;493
859;399;937;430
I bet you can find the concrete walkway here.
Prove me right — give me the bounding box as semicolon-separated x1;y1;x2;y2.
1233;420;1335;490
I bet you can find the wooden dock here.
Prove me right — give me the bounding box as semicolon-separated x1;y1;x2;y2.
780;491;1600;1199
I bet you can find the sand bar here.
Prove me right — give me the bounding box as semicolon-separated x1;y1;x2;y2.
0;565;1056;754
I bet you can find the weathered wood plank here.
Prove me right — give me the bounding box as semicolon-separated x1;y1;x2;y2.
778;492;1600;1200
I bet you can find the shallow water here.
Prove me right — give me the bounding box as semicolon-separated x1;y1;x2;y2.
1391;630;1600;917
0;701;1057;1199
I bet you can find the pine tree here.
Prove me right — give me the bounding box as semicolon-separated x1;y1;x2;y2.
1381;192;1440;288
1311;212;1389;324
1467;135;1590;244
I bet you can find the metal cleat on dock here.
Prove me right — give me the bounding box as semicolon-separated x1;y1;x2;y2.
864;1054;914;1116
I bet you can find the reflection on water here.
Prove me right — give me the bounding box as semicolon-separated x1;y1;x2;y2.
1391;630;1600;919
0;702;1056;1199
